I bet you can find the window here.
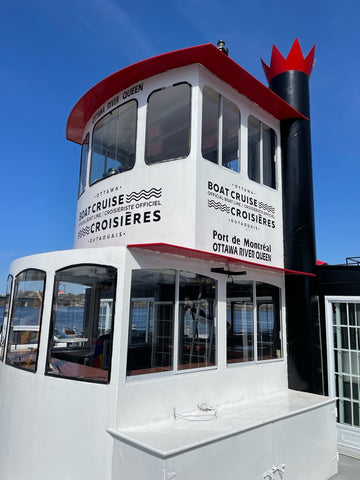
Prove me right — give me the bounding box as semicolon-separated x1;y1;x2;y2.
226;281;254;363
202;86;240;171
6;269;46;372
248;116;277;188
126;269;216;376
256;282;281;361
90;100;137;184
46;264;116;383
127;269;175;375
78;133;89;197
178;272;216;370
145;83;191;164
227;281;281;364
0;275;13;361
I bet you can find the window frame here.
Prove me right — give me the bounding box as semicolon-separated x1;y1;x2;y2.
201;86;241;172
126;269;217;378
90;99;138;186
78;133;89;198
226;280;282;366
0;274;13;361
5;269;46;373
145;82;192;165
247;115;277;189
45;263;117;384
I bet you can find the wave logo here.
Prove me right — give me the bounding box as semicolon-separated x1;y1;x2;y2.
258;202;275;214
208;199;230;213
126;187;162;202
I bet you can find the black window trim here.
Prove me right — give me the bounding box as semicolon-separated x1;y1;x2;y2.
126;268;217;378
0;274;14;362
201;85;241;172
89;99;138;187
247;115;278;190
5;268;46;373
45;263;117;384
145;82;192;165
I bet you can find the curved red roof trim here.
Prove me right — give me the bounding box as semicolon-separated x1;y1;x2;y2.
67;43;305;144
261;38;315;83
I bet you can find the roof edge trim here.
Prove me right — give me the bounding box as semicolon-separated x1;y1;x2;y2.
67;43;305;144
127;243;316;277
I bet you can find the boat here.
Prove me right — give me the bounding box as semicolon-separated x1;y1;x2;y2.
0;40;338;479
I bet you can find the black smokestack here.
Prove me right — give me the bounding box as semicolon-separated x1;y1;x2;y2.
262;40;323;394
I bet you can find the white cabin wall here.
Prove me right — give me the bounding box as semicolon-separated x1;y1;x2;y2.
114;248;287;428
0;249;126;479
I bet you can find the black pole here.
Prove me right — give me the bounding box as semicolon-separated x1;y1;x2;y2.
263;43;324;394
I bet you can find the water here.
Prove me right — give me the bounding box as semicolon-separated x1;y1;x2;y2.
0;303;274;337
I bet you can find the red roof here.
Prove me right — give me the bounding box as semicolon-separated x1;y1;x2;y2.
66;43;305;144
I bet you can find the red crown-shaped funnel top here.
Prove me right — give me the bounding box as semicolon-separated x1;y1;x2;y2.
261;38;315;83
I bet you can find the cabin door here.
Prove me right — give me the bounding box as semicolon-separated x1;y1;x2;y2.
325;296;360;458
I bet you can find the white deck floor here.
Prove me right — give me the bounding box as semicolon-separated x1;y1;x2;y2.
332;455;360;479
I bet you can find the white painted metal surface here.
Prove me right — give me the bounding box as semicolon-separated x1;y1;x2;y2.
74;64;284;271
0;248;338;479
325;296;360;458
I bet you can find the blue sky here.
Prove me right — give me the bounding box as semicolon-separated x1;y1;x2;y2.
1;0;359;293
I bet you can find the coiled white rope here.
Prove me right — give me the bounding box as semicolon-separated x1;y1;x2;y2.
173;402;217;421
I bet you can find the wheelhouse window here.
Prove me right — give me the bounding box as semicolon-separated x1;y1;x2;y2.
78;133;89;197
6;269;46;372
90;100;137;185
0;275;13;361
46;264;116;383
145;83;191;164
227;281;281;364
126;269;216;376
202;86;240;171
248;116;277;188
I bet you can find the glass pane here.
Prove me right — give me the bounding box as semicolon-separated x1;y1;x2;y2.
349;303;356;326
222;97;240;171
351;351;360;376
339;351;351;374
226;281;254;363
339;303;348;325
47;265;116;383
263;124;276;188
334;325;349;350
90;100;137;184
0;275;13;361
256;282;281;361
145;83;191;164
343;400;353;425
248;116;261;182
6;270;45;372
353;401;360;427
201;87;219;164
178;272;216;370
78;134;89;197
356;304;360;327
350;327;360;351
127;269;175;375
